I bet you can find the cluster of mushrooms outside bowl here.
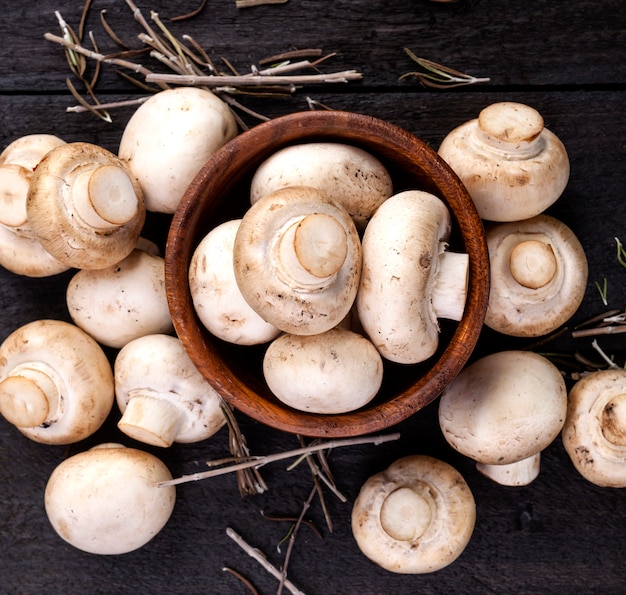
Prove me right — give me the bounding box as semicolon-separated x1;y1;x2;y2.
165;110;491;438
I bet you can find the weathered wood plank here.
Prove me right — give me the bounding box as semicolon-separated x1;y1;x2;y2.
3;0;626;93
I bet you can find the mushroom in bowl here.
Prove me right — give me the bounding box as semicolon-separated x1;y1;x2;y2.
165;110;490;438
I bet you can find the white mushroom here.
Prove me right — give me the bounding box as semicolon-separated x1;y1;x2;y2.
356;190;469;364
189;219;280;345
233;186;362;335
66;248;173;349
44;443;176;555
438;350;567;486
351;454;475;574
249;142;393;229
485;214;588;337
118;87;238;214
0;319;114;444
114;334;226;448
26;142;145;270
0;134;70;277
438;102;570;221
562;369;626;488
263;327;383;414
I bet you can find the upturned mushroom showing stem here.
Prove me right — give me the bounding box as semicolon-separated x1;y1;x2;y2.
438;350;567;486
233;186;362;335
438;102;569;222
0;134;70;277
356;190;469;364
562;369;626;487
485;214;588;337
26;142;145;270
351;455;475;573
114;334;226;448
0;319;114;444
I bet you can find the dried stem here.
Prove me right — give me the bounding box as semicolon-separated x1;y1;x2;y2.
226;528;305;595
158;433;400;487
222;567;259;595
145;70;363;87
278;486;316;595
236;0;289;7
400;48;490;88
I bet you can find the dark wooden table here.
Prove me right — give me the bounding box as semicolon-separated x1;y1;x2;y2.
2;1;625;593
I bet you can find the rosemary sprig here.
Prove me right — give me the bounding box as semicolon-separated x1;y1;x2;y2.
400;48;490;89
44;1;363;123
616;237;626;269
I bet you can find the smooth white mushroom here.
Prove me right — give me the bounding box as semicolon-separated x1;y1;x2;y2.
0;134;70;277
356;189;469;364
485;214;588;337
438;350;567;486
26;141;145;270
263;327;383;414
118;87;238;214
249;142;393;229
66;248;173;349
0;319;114;444
44;443;176;555
351;454;475;574
189;219;280;345
438;101;569;221
114;334;226;448
562;369;626;488
233;186;362;336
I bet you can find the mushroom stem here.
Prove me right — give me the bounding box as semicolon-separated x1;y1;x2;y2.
509;239;557;289
432;251;469;321
0;365;60;428
380;486;433;541
72;164;141;231
117;393;185;448
601;393;626;446
276;212;348;289
476;453;541;487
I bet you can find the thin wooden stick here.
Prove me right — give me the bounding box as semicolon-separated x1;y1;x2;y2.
226;528;305;595
146;70;363;87
158;433;400;487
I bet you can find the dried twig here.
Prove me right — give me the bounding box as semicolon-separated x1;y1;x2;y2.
158;433;400;487
226;528;305;595
400;48;490;88
236;0;289;7
222;567;259;595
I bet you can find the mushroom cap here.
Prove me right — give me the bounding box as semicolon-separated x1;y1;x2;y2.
44;443;176;555
562;369;626;487
0;133;66;170
356;189;452;364
351;454;475;574
438;102;569;222
0;319;114;444
438;350;567;465
66;248;174;348
249;142;393;229
26;142;146;269
118;87;238;214
484;214;588;337
263;327;383;414
189;219;281;345
115;334;226;447
0;224;70;277
233;186;362;335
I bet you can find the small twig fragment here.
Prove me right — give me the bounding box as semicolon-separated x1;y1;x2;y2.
400;48;490;88
226;528;305;595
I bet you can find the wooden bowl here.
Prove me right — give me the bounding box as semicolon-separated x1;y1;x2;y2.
165;110;490;438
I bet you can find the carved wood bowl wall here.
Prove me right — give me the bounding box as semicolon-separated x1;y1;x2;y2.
165;110;490;438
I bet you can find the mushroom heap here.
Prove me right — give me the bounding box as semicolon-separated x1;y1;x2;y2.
0;87;241;554
189;141;470;414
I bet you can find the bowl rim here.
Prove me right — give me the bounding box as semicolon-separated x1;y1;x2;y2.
165;110;490;438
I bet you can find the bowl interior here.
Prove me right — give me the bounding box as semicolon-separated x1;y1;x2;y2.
165;110;489;438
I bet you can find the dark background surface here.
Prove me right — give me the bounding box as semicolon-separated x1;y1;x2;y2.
1;1;625;593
